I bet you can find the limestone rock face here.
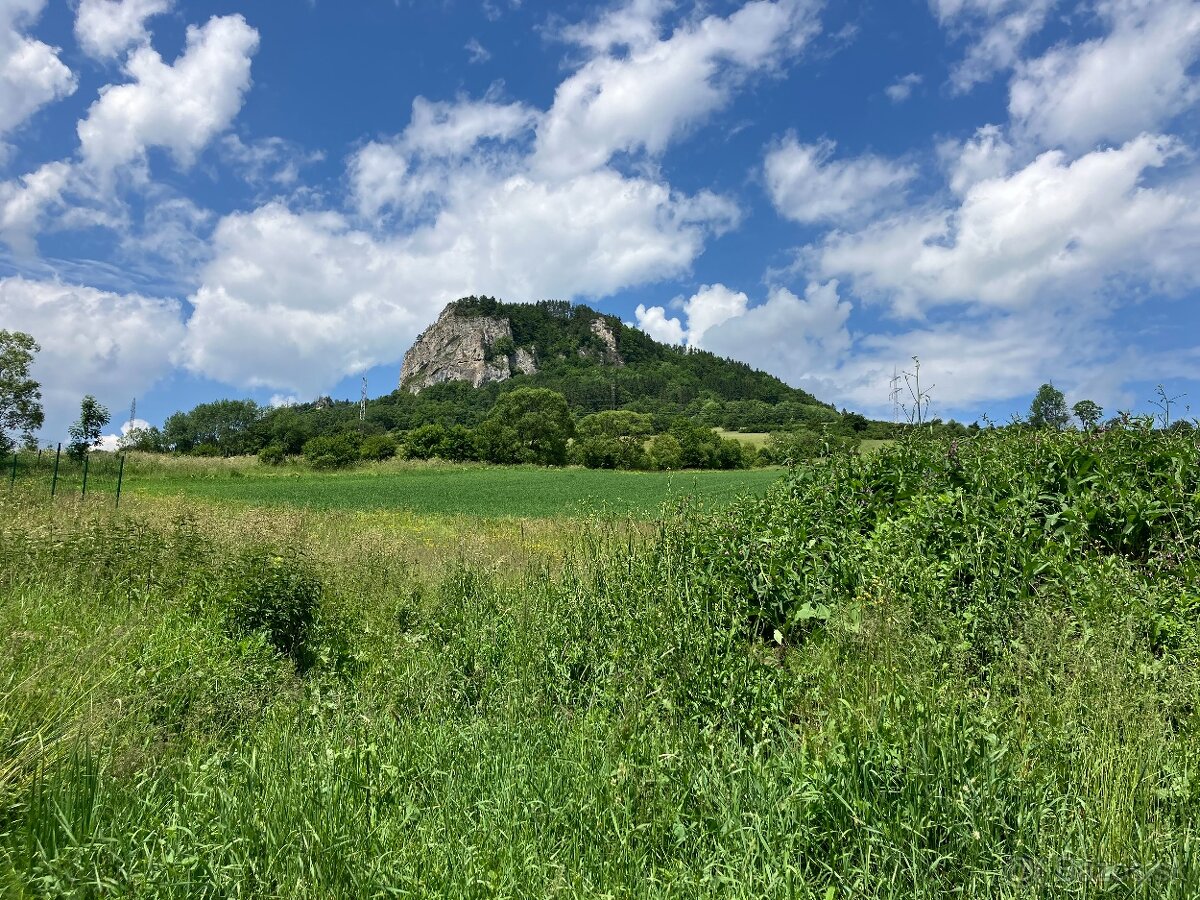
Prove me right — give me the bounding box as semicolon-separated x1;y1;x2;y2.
513;346;538;376
403;301;628;393
589;318;624;367
400;307;537;393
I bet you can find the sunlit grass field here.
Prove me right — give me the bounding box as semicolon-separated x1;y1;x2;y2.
4;427;1200;897
127;461;784;519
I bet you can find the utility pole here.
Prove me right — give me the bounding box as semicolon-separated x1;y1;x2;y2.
129;397;137;428
359;377;368;422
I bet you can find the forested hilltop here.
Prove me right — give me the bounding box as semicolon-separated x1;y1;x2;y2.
408;297;835;423
126;297;888;470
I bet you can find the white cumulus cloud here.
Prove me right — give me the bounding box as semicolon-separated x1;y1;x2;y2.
764;136;917;225
1009;0;1200;151
633;283;750;347
0;0;76;146
77;14;259;175
702;280;852;383
534;0;821;178
932;0;1058;92
0;276;185;442
938;123;1015;195
815;134;1198;315
0;160;70;254
74;0;171;61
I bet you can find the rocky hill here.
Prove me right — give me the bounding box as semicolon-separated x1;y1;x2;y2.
400;298;625;393
399;304;539;392
394;296;835;428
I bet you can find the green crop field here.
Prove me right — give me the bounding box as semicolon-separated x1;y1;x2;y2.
128;463;784;518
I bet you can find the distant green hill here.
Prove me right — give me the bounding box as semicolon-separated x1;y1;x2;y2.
146;297;848;460
387;296;838;432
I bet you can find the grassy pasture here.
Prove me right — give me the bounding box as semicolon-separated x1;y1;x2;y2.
713;429;772;447
3;427;1200;897
128;461;784;519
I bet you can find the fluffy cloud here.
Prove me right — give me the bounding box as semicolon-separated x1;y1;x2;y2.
931;0;1057;92
1010;0;1200;151
815;134;1197;315
634;282;751;347
642;279;1133;417
74;0;171;61
349;97;538;220
97;416;150;451
633;302;686;344
797;306;1119;417
0;276;184;441
0;160;70;254
403;96;538;158
764;136;917;225
180;171;737;393
77;14;259;175
0;0;76;145
938;124;1015;195
558;0;673;55
534;0;820;178
702;280;851;383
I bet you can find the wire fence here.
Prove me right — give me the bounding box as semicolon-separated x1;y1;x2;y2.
7;445;127;507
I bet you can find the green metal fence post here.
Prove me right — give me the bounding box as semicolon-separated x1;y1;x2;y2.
115;454;125;509
51;443;61;498
81;452;90;498
9;451;15;489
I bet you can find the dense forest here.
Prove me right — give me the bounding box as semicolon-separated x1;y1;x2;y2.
442;297;836;420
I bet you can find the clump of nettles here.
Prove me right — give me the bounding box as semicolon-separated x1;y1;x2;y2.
219;547;323;666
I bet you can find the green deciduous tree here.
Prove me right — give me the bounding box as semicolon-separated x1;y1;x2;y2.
0;330;44;454
359;433;398;461
478;388;573;466
1072;399;1103;431
164;399;262;455
67;395;110;460
1028;383;1070;430
302;433;360;469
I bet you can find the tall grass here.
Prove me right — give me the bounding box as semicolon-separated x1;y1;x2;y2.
1;425;1198;896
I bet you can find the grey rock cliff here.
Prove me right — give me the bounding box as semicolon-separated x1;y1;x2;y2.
588;318;624;367
399;306;538;393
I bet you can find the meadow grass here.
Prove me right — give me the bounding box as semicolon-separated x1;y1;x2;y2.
125;461;783;519
713;429;772;448
2;427;1199;897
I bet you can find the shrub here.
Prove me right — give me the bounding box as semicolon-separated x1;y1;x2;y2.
573;435;649;470
762;428;857;464
441;425;479;461
404;424;447;460
360;433;398;461
192;442;223;457
219;547;323;663
648;434;682;470
303;433;360;469
258;443;286;466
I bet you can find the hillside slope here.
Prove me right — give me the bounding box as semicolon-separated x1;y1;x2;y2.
395;296;836;427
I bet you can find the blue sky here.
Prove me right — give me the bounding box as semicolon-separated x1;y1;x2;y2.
2;0;1199;441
